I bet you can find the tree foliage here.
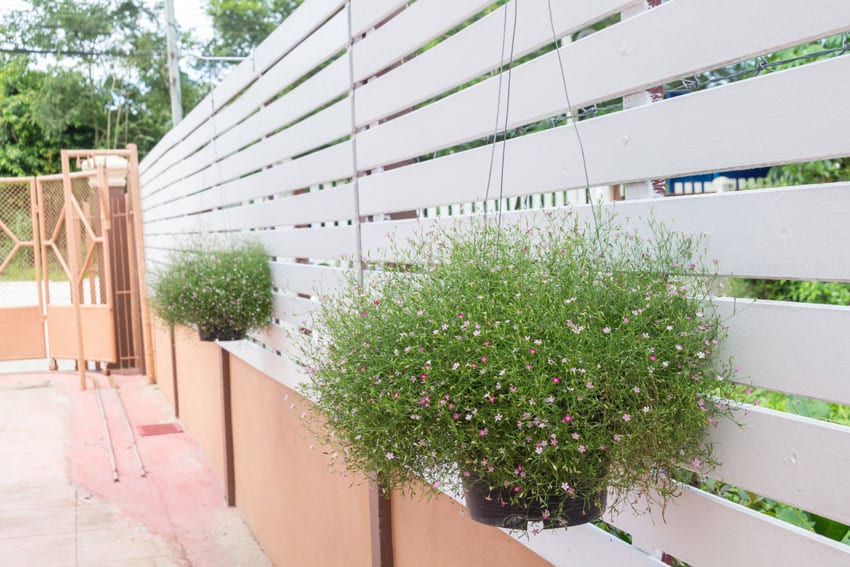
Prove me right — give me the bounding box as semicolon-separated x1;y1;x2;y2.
0;0;204;174
198;0;301;76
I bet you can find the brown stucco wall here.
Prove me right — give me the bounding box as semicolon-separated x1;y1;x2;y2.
391;489;552;566
151;318;175;412
229;356;372;566
172;326;225;479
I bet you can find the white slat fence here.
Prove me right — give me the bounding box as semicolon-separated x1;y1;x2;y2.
139;0;850;564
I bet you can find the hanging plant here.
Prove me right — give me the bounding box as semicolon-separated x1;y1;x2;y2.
300;211;737;529
150;237;273;342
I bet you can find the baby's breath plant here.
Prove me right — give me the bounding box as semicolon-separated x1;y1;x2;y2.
301;211;736;527
150;237;273;341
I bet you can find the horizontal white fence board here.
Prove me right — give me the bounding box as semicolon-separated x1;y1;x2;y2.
355;0;636;127
360;183;850;282
142;7;350;191
274;294;320;328
255;225;358;260
147;184;356;235
352;0;494;82
607;485;850;567
145;164;318;224
512;523;666;567
709;403;850;526
148;96;352;201
717;298;850;406
271;263;347;296
349;0;408;37
360;49;850;176
144;140;354;214
251;0;346;76
221;339;305;392
250;323;297;356
357;54;850;215
355;0;850;169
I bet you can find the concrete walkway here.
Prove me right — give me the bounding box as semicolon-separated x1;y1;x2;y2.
0;371;271;566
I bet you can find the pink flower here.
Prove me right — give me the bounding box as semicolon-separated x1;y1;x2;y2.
602;327;611;334
613;434;622;443
585;381;594;389
623;317;630;323
552;377;561;384
622;413;631;422
481;356;488;363
385;452;395;460
373;300;380;306
529;348;537;355
479;428;488;436
578;445;586;453
562;414;573;423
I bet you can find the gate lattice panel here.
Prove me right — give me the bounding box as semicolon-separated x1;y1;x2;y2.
0;177;45;360
37;170;116;365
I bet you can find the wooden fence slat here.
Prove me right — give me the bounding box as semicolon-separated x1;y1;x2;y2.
271;263;347;297
355;0;850;169
349;0;408;37
143;139;354;213
146;184;355;234
360;183;850;282
708;404;850;527
717;298;850;406
352;0;495;83
607;485;850;567
355;0;636;127
509;523;666;566
357;54;850;217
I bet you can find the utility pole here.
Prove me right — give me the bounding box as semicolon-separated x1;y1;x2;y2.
165;0;183;126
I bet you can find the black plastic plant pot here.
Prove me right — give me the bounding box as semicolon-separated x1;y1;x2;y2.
198;327;245;342
462;475;607;529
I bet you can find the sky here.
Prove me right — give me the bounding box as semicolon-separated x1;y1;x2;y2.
0;0;214;44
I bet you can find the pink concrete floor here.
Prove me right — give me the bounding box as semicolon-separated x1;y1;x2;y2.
0;371;270;566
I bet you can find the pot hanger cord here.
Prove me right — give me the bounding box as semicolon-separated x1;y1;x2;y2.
482;0;519;229
482;0;605;257
544;0;605;257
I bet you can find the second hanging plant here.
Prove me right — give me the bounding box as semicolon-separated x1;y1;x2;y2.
301;211;736;529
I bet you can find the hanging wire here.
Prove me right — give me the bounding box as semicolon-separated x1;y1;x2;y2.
544;0;604;257
495;1;520;228
482;0;516;221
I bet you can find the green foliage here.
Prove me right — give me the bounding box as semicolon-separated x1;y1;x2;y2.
198;0;302;76
300;213;736;525
0;0;206;167
150;238;273;341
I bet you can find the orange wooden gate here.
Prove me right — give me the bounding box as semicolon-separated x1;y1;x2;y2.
1;147;153;389
37;166;117;378
0;176;45;360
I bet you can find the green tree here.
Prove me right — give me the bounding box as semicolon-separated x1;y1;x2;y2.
198;0;301;76
0;0;204;166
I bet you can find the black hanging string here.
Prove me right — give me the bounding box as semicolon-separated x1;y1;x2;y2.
545;0;605;258
483;0;520;225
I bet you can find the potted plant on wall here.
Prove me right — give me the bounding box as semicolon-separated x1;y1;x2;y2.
300;211;736;529
150;237;274;342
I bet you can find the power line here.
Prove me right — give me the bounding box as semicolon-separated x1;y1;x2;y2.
0;46;132;57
